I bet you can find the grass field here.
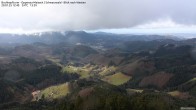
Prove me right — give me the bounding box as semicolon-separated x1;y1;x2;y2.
182;77;196;85
167;90;190;99
188;77;196;82
168;91;181;97
62;65;92;78
99;66;116;76
126;89;143;93
102;72;131;86
46;55;63;67
40;83;70;100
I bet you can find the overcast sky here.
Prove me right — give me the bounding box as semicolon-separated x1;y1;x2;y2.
0;0;196;34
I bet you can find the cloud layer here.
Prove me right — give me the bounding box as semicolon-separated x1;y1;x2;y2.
0;0;196;33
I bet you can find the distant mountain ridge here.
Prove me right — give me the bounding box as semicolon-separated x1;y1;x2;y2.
0;31;183;45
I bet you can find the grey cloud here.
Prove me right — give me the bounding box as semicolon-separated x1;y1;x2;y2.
0;0;196;32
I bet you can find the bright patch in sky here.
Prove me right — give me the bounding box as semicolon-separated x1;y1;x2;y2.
135;18;190;29
88;18;196;34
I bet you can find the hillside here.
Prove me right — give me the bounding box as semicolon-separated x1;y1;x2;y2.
0;34;196;110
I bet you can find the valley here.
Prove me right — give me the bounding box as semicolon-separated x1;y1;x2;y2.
0;31;195;110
